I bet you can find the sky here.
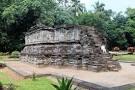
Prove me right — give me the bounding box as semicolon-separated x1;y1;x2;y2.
80;0;135;13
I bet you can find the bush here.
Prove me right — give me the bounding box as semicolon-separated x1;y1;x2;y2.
127;47;134;54
113;47;120;51
52;77;75;90
6;83;15;90
0;52;9;56
32;72;36;81
0;63;6;68
9;51;20;58
0;82;3;90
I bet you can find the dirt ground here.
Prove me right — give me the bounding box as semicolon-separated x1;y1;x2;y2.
1;67;24;80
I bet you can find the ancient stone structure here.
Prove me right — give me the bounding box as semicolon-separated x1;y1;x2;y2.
20;24;121;72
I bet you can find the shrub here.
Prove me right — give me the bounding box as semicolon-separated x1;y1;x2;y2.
52;77;75;90
0;63;6;68
113;47;120;51
127;47;134;54
5;83;15;90
0;82;3;90
32;72;36;81
9;51;20;58
0;52;9;56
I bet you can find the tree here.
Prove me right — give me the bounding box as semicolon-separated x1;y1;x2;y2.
2;0;57;26
0;0;14;52
0;0;135;52
77;2;113;33
124;8;135;46
0;0;78;52
54;8;75;25
70;0;85;16
93;1;105;12
77;1;128;50
0;0;58;52
57;0;68;8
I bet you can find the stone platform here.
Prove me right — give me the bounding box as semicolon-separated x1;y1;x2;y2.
21;25;121;71
5;61;135;90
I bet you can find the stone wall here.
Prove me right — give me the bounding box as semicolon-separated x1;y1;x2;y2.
20;24;121;72
25;27;80;45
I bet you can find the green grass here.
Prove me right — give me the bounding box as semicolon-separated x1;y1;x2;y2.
113;55;135;62
0;72;55;90
0;55;55;90
0;71;12;83
129;88;135;90
0;55;19;62
0;56;9;61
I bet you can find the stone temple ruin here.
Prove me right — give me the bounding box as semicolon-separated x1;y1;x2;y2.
20;24;121;72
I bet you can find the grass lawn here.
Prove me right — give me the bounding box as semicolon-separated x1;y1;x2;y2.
0;55;19;63
113;55;135;62
0;71;55;90
0;55;9;61
0;55;55;90
129;88;135;90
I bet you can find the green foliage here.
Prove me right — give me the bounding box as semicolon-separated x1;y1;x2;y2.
54;8;75;25
2;0;56;26
125;8;135;46
0;71;55;90
0;52;9;56
32;72;36;81
0;0;83;52
0;0;56;52
10;51;20;58
52;77;75;90
70;0;86;16
0;0;135;52
0;81;3;90
113;55;135;62
77;2;130;50
6;82;15;90
93;1;105;12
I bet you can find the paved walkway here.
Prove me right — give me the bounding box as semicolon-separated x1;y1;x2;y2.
5;61;135;88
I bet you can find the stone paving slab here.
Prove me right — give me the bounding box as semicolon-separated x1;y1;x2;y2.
5;61;135;90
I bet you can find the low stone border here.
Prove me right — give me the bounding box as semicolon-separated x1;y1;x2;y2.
117;61;135;67
119;61;135;66
119;61;135;63
109;51;129;55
